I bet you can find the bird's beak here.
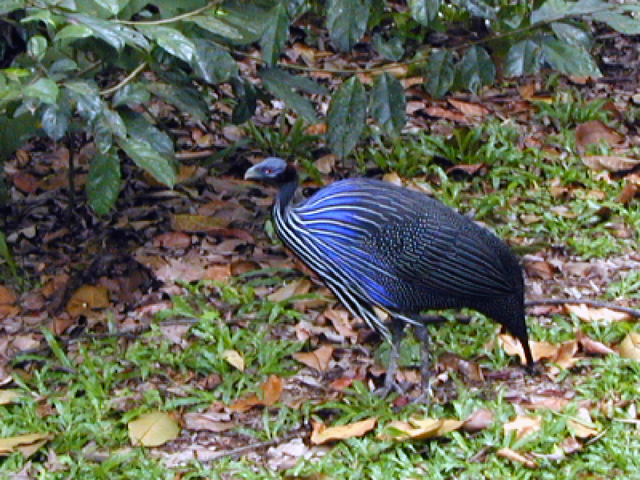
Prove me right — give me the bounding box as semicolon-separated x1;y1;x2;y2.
244;165;260;180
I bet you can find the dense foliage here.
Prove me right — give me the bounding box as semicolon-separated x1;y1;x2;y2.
0;0;639;213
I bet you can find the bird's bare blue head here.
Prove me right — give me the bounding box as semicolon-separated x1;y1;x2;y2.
244;157;291;184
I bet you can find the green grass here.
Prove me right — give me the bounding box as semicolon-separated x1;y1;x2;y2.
2;112;639;477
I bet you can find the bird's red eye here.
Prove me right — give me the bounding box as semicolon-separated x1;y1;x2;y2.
264;168;273;174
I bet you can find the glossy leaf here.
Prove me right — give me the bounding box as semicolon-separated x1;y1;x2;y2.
541;38;602;76
425;50;455;98
119;136;176;187
326;0;370;52
138;25;195;62
504;40;541;77
41;104;69;140
591;11;640;35
260;69;318;124
146;83;208;122
87;150;121;215
327;76;366;158
112;83;150;107
409;0;440;26
191;39;238;85
260;68;328;95
23;78;59;105
370;72;406;136
261;3;290;66
185;15;245;41
457;46;495;94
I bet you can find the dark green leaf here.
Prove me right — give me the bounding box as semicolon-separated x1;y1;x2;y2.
191;39;238;85
541;38;601;76
465;0;497;19
504;40;541;77
27;35;47;61
42;104;69;140
113;83;151;107
261;70;318;124
55;24;94;43
591;11;640;35
146;83;208;122
94;109;127;154
425;50;455;98
326;0;371;52
70;14;149;51
327;76;366;158
569;0;607;16
118;136;176;187
457;46;495;94
260;68;328;96
531;0;570;24
92;0;122;16
231;77;258;124
120;110;174;158
373;34;404;61
409;0;440;26
138;25;195;63
23;78;58;105
64;80;102;121
370;72;406;136
261;3;290;66
0;114;39;161
87;150;122;215
551;22;592;49
186;15;245;41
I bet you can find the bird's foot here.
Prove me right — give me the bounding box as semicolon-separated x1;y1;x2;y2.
374;373;406;398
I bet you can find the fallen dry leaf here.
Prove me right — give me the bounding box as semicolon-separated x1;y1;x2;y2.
497;447;537;468
500;335;578;366
575;120;624;152
568;408;599;438
268;279;312;302
577;331;617;356
0;433;52;457
66;285;110;316
0;390;21;406
228;375;283;412
222;349;245;371
380;417;463;441
292;345;334;372
581;155;639;172
0;285;16;305
183;412;236;433
463;408;494;432
619;332;640;361
565;304;632;323
128;411;181;447
311;417;377;445
448;99;490;117
504;415;542;441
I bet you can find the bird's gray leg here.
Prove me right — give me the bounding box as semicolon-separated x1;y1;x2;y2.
411;323;432;405
376;317;406;397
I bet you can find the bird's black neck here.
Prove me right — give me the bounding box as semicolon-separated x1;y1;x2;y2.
274;165;299;215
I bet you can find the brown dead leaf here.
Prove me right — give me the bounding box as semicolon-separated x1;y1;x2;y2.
153;231;192;249
0;390;21;406
0;433;52;457
525;261;556;279
171;214;229;232
424;106;467;123
323;308;358;340
66;285;110;316
380;417;463;441
305;123;327;135
204;264;232;281
128;411;181;447
448;99;490;117
183;412;236;432
315;154;338;174
228;375;283;412
501;335;579;368
311;417;377;445
0;285;16;305
619;332;640;361
582;155;639;172
575;120;624;152
12;172;41;193
504;415;542;441
463;408;494;432
576;331;616;356
439;352;484;381
565;304;632;323
617;179;639;205
568;409;599;438
497;447;536;468
222;350;245;371
268;279;312;302
559;436;583;455
292;345;334;372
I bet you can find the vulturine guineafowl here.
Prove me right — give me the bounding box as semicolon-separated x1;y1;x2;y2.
245;157;534;398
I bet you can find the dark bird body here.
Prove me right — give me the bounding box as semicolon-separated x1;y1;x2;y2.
246;158;534;395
